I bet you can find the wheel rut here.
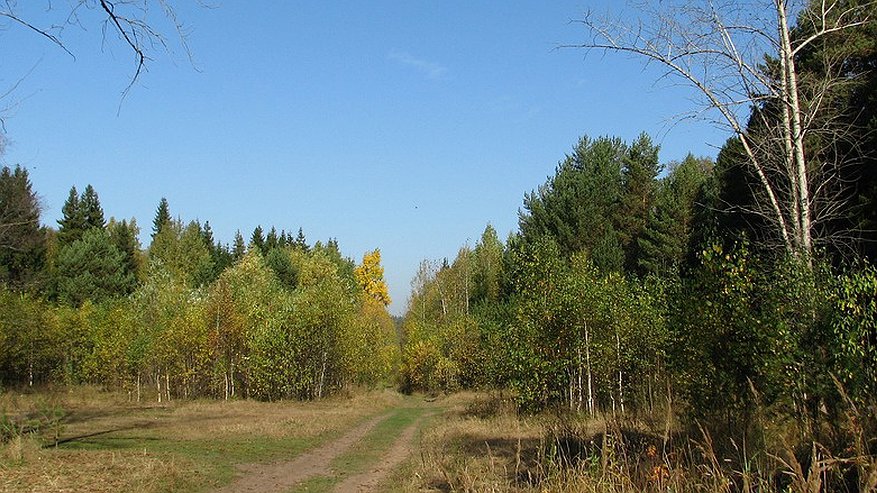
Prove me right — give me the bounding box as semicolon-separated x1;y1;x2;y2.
214;413;387;493
331;415;425;492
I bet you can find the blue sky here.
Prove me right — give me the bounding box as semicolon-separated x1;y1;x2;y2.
1;2;729;314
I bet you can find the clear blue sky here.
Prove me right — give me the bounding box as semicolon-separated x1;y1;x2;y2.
1;2;729;315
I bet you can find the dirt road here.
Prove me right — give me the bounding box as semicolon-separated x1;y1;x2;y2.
215;406;430;492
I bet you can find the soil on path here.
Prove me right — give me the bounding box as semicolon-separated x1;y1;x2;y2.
214;413;387;493
331;415;424;493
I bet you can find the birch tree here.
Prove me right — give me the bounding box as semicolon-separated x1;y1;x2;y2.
575;0;874;260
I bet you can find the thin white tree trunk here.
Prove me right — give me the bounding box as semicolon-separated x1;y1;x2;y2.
568;368;575;411
317;351;328;399
777;1;813;259
585;322;594;416
28;339;34;387
230;360;235;398
616;331;624;414
778;28;802;247
577;346;583;413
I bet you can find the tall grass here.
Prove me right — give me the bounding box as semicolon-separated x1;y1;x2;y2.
414;392;876;493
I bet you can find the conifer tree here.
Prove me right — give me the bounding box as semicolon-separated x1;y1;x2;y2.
250;225;265;253
519;135;626;272
107;218;142;282
201;220;215;250
152;197;170;240
56;228;136;305
294;227;308;252
57;186;86;245
615;133;661;273
265;226;279;251
0;166;45;289
277;229;288;249
638;155;711;275
232;230;246;261
80;184;106;230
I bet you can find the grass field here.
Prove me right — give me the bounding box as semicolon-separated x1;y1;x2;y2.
1;386;409;492
3;388;874;492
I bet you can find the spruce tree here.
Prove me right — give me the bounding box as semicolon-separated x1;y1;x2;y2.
232;230;246;261
57;186;87;245
250;225;265;253
294;227;309;252
107;218;142;282
278;229;289;248
265;226;279;251
638;155;711;275
0;166;46;290
201;221;215;251
80;184;106;230
152;197;170;240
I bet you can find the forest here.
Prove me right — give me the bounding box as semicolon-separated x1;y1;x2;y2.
0;182;400;401
1;0;876;492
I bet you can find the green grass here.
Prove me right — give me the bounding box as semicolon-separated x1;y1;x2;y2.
2;389;410;492
60;431;326;487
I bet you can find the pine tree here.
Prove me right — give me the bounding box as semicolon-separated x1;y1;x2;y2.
519;135;626;272
80;184;106;230
152;197;170;240
55;228;137;305
615;133;661;274
638;155;712;275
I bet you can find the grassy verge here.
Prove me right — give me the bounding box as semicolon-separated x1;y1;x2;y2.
1;386;404;492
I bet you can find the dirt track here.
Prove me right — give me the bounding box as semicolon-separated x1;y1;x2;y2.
215;408;427;492
331;415;424;492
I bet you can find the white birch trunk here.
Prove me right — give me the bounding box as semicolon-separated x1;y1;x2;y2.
616;331;624;414
585;321;594;416
777;1;813;259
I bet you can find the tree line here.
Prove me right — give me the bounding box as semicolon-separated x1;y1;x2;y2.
0;177;399;400
399;0;877;448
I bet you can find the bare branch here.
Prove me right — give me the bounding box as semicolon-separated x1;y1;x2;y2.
0;10;75;59
568;0;875;259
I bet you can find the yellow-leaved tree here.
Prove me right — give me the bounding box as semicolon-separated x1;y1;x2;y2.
354;249;391;306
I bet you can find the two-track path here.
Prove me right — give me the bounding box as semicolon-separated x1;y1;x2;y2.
215;404;432;493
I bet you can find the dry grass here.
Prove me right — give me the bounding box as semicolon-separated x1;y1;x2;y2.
0;386;405;492
400;392;877;493
395;392;545;492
